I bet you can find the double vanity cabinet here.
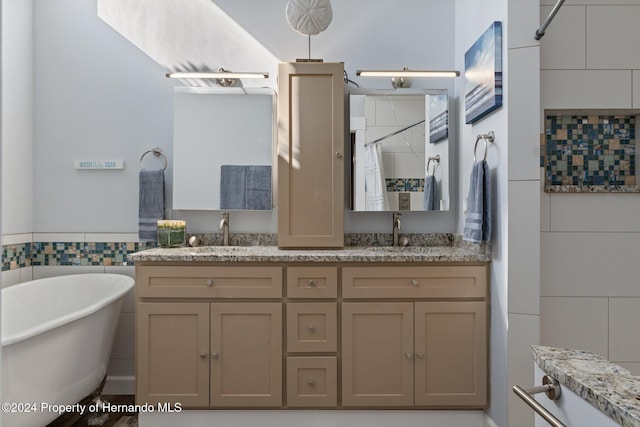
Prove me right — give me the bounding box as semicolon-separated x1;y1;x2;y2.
132;248;489;410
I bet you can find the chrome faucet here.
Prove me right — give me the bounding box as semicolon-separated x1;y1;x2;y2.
392;212;402;246
219;212;230;246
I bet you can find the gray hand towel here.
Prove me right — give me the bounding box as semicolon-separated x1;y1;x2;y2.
463;160;492;243
138;169;165;241
423;175;438;211
245;165;272;210
220;165;247;210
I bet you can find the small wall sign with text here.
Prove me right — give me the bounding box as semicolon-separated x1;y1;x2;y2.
74;160;125;170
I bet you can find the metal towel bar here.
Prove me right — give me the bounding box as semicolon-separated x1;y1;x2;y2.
513;375;566;427
536;0;566;40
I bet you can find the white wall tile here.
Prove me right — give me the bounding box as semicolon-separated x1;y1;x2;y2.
32;265;105;279
540;6;585;70
1;233;32;245
32;233;84;242
541;70;632;109
508;181;540;315
1;269;21;288
586;6;640;69
111;312;134;359
85;233;138;242
542;0;640;4
508;0;539;49
107;357;134;377
20;267;32;283
609;298;640;362
507;314;539;427
540;169;551;232
633;71;640;109
105;265;134;277
615;362;640;375
394;153;424;178
540;297;609;358
508;47;541;181
549;193;640;232
541;232;640;297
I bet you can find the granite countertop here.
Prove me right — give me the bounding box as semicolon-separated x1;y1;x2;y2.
128;245;489;263
533;345;640;426
128;235;490;263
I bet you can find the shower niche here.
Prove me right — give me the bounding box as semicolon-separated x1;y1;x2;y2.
349;89;452;212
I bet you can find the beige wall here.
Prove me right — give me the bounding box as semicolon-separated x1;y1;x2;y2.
540;0;640;374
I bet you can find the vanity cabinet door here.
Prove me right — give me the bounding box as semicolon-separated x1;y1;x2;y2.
277;62;344;248
210;302;282;407
341;302;414;407
414;301;487;407
136;302;210;407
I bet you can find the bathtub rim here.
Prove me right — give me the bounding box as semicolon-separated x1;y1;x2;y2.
1;273;134;347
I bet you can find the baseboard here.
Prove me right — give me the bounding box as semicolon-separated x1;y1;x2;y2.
140;410;488;427
102;375;134;395
484;413;500;427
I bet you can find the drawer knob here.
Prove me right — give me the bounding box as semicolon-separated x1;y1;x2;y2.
411;279;418;286
307;380;316;387
308;279;316;287
206;279;214;287
416;352;424;359
405;352;413;359
211;352;219;359
308;324;316;333
200;352;208;359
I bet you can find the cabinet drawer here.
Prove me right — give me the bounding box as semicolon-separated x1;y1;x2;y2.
286;267;338;298
342;266;486;299
287;303;337;352
137;266;283;298
286;357;337;408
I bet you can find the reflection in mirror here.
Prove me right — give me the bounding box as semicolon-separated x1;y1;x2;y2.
172;87;275;211
350;89;450;212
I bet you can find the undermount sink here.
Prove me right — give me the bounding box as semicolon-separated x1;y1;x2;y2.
357;246;441;254
188;246;250;253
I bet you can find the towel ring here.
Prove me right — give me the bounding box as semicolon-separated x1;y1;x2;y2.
140;147;167;171
426;155;440;176
474;131;495;162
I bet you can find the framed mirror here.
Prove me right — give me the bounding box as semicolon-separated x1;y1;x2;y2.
172;87;275;211
349;89;451;212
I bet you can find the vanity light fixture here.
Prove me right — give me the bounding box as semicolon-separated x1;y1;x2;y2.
356;68;460;89
166;68;269;87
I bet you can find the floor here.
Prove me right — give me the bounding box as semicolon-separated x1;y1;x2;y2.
47;396;138;427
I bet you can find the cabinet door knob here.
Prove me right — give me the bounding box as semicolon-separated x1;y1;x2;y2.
206;279;214;287
308;324;316;333
405;352;413;359
200;352;208;359
416;352;424;359
308;279;316;287
411;279;418;286
336;152;343;158
211;352;219;359
307;380;316;387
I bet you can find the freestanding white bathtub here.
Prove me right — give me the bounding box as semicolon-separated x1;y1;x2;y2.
1;273;134;427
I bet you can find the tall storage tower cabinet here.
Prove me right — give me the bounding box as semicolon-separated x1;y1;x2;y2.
277;62;344;248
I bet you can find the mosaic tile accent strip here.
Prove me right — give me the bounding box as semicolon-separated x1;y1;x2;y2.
385;178;425;192
1;243;32;271
544;114;637;192
1;241;156;271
